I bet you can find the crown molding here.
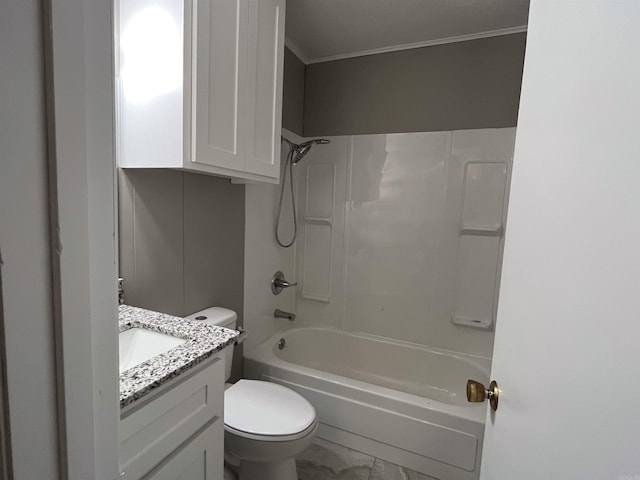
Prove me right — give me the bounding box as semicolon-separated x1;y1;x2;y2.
290;25;527;65
284;37;310;65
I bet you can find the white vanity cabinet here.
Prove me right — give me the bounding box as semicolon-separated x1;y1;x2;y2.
119;354;225;480
116;0;286;184
142;420;223;480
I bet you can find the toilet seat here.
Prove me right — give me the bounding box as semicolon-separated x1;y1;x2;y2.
225;419;318;442
224;380;316;438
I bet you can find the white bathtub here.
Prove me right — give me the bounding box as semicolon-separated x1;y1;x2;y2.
244;327;491;480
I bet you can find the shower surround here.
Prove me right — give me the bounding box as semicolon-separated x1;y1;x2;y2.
292;128;515;358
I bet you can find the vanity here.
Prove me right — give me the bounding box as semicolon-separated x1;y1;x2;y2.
118;305;240;480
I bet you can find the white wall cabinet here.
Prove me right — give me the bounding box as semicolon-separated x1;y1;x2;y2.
117;0;286;184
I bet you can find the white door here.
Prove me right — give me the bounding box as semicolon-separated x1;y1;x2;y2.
480;1;640;478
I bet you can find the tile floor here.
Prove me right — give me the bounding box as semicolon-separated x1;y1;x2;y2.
296;438;437;480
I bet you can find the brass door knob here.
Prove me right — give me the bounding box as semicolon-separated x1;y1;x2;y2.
466;379;499;411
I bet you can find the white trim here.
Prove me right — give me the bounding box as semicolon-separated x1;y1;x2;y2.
293;25;528;65
1;2;62;477
284;36;310;64
45;0;120;478
281;127;305;145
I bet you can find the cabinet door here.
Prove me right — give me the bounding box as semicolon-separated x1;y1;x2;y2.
117;0;186;168
245;0;286;179
143;419;223;480
192;0;249;171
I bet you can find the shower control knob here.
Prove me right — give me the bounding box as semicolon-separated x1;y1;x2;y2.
466;379;500;411
271;271;298;295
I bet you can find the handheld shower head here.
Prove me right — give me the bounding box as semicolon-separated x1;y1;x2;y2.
292;138;331;164
276;136;332;248
304;139;331;145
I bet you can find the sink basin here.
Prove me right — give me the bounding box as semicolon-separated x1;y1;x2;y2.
119;327;187;373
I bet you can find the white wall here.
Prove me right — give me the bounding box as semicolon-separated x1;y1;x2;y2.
292;129;515;358
243;130;299;351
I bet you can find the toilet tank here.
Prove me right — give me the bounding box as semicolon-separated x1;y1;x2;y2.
185;307;237;381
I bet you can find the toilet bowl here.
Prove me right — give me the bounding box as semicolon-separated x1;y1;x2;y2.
186;307;317;480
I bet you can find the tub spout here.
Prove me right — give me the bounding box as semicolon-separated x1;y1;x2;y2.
274;309;295;322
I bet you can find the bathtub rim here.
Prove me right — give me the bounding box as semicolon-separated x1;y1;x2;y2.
244;325;491;425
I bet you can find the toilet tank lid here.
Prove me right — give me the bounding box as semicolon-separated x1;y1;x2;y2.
185;307;237;328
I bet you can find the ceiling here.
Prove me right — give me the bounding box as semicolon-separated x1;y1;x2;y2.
285;0;530;64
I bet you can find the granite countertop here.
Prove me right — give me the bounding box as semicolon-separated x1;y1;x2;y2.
119;305;239;408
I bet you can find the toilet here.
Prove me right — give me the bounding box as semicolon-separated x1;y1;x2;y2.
186;307;317;480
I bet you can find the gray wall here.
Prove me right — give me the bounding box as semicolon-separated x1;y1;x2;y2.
282;47;305;136
303;33;526;136
118;170;245;379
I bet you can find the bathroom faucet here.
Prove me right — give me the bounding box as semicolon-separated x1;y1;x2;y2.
274;309;295;322
271;271;297;295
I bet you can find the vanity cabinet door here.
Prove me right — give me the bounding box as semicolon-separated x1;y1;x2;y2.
143;419;223;480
